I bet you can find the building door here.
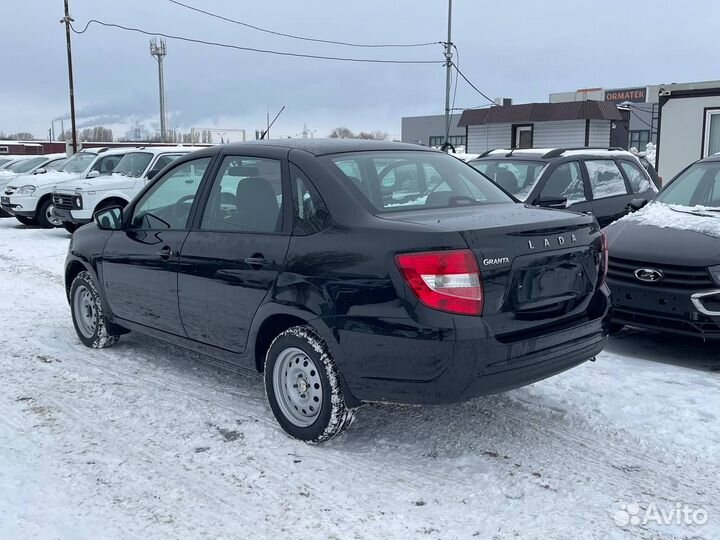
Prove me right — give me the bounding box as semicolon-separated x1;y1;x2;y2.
513;124;533;149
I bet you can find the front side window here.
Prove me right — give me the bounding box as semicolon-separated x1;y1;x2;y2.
151;154;184;174
540;161;586;204
620;160;652;193
469;159;547;200
200;156;283;232
45;158;67;171
59;152;96;173
585;159;629;199
113;152;153;177
657;162;720;207
324;151;511;213
131;157;211;230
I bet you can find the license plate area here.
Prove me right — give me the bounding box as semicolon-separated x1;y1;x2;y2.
612;284;689;316
508;250;595;312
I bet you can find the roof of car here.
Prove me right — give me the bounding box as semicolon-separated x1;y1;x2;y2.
206;138;434;156
702;152;720;162
470;147;640;162
131;145;194;155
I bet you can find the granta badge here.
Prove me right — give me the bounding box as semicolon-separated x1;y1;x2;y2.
483;257;510;266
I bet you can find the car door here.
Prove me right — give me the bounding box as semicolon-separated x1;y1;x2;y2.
101;157;212;335
533;161;593;214
583;159;632;227
178;153;291;353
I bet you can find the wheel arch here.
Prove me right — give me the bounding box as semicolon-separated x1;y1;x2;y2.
94;195;130;212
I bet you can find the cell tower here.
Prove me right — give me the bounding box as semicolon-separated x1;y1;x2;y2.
149;38;168;142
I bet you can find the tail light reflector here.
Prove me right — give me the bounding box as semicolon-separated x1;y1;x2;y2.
395;249;483;315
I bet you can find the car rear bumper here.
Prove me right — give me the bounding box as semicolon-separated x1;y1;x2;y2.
608;278;720;338
330;286;610;405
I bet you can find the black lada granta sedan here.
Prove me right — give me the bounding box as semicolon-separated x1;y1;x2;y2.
605;153;720;339
64;139;610;442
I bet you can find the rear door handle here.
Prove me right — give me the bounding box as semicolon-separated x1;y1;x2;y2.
156;246;173;260
244;256;273;268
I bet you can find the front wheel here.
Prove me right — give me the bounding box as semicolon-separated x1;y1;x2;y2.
70;270;120;349
36;199;63;228
264;326;355;443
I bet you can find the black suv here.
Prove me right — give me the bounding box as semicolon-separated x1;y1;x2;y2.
65;140;610;442
468;148;657;227
605;154;720;338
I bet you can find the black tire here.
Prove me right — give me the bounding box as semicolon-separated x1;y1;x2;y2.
264;325;355;443
609;323;625;336
36;198;62;229
15;215;37;226
62;221;80;234
69;270;120;349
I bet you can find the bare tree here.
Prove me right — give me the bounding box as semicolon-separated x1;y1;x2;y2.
356;130;388;140
329;127;355;139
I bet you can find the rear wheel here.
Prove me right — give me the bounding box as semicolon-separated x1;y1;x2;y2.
264;325;355;443
70;270;120;349
15;215;37;226
62;221;80;234
36;198;63;228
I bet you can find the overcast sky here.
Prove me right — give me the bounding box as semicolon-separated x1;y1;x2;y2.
2;0;719;140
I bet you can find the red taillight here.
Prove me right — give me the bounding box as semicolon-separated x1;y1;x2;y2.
395;249;484;315
599;231;609;286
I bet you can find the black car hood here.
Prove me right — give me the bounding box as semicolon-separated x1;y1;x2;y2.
605;219;720;266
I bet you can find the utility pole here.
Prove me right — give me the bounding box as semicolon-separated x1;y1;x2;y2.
150;38;168;142
443;0;453;152
61;0;78;154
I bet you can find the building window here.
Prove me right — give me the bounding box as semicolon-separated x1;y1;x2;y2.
511;124;533;149
428;135;466;148
703;109;720;158
629;130;650;152
0;146;8;154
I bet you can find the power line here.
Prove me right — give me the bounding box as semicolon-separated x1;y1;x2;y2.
70;19;444;64
168;0;441;49
451;62;495;106
630;109;656;131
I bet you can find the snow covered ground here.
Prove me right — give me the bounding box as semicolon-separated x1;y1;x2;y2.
0;218;718;540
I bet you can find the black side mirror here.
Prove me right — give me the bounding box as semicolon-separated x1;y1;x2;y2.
626;198;648;212
94;205;124;230
32;168;47;175
146;169;160;180
537;196;568;209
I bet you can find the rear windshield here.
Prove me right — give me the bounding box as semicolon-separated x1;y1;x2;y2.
114;152;153;177
468;159;547;201
323;151;511;212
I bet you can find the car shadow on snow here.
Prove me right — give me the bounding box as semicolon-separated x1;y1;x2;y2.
607;327;720;373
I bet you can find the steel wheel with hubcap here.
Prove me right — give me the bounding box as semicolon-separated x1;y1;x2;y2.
265;326;355;442
69;270;121;349
37;199;62;228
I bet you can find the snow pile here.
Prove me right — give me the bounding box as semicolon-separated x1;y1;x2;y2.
644;142;656;165
620;202;720;238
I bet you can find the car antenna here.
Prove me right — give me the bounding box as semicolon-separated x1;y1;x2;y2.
506;147;517;157
260;106;286;140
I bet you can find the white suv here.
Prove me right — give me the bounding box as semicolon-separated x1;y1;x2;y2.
52;146;191;232
1;148;130;228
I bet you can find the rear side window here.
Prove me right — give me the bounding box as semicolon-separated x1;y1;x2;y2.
585;160;629;198
540;161;586;204
324;151;510;212
291;164;330;235
619;161;651;193
201;156;283;233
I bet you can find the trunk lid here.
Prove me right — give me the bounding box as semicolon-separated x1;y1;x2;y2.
382;203;603;337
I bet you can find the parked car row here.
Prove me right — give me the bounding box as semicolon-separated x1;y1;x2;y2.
0;146;189;229
2;140;717;442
